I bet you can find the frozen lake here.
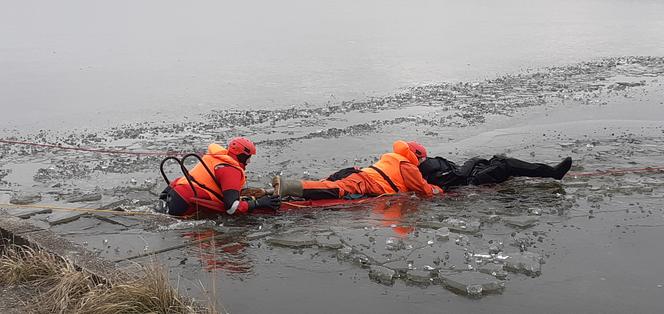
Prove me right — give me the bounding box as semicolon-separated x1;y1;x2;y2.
1;0;663;129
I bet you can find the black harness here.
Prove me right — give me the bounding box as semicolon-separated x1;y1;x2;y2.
368;165;400;193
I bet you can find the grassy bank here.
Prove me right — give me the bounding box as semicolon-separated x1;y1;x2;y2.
0;242;209;314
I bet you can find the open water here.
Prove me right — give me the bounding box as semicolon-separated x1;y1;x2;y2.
1;0;664;130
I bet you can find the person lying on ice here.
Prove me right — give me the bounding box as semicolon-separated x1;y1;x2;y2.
158;137;281;216
273;140;443;199
418;154;573;191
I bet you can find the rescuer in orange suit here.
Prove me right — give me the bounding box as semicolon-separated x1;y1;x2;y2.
158;137;280;216
273;140;443;199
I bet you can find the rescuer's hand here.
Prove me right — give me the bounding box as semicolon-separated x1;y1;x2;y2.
254;195;281;210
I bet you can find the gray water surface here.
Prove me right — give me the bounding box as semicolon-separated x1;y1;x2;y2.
2;0;664;129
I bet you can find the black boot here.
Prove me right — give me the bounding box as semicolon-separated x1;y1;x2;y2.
502;156;572;180
551;157;573;180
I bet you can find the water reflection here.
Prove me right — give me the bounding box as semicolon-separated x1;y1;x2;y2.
369;197;417;236
182;229;253;273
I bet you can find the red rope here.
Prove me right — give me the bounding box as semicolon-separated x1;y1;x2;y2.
3;138;664;178
0;139;184;156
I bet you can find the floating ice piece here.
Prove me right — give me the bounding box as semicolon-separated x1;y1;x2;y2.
478;263;508;279
369;265;396;285
158;220;216;231
616;81;645;87
439;271;505;296
416;221;446;229
488;243;502;254
9;192;41;205
382;260;410;274
529;207;543;215
66;192;102;203
472;253;493;263
350;253;370;267
443;217;481;234
454;234;471;246
435;227;450;241
478;214;501;223
385;237;406;251
504;251;542;277
337;246;353;259
503;215;539;228
316;234;343;249
246;231;273;241
406;269;432;285
267;232;316;248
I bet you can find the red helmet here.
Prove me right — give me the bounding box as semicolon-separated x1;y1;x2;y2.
407;141;427;159
228;137;256;156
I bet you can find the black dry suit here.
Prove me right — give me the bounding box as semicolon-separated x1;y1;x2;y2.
418;155;572;190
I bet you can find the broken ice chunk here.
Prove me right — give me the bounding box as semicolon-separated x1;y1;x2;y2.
369;265;396;285
504;251;542;277
503;216;539;228
439;271;505;297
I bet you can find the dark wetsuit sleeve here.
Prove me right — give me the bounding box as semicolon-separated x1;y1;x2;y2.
221;190;241;211
215;166;250;214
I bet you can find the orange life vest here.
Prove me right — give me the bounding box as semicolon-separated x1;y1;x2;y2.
361;140;420;194
174;143;246;203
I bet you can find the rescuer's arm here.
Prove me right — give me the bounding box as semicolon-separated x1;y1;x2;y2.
216;166;280;214
400;163;443;197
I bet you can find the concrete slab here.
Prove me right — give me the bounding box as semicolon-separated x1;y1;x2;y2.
92;214;143;228
3;208;52;219
0;216;116;281
49;217;129;236
45;211;84;225
61;229;189;262
0;214;44;235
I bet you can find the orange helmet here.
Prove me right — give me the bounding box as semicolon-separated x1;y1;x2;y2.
228;137;256;156
407;141;427;159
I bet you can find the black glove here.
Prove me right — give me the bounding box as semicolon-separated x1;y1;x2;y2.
249;195;281;211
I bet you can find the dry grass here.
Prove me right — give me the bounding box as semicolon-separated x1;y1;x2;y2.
36;262;97;314
76;263;196;314
0;244;207;314
0;244;63;285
